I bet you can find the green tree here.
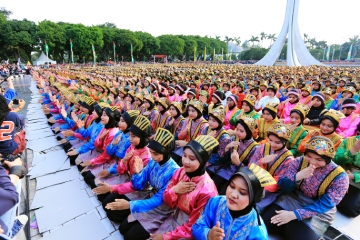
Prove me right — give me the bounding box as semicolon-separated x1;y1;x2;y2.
240;47;268;60
136;31;160;60
260;32;267;47
37;20;67;61
113;29;142;61
157;35;185;58
249;36;260;47
0;19;38;61
64;23;104;62
267;34;276;47
177;35;197;60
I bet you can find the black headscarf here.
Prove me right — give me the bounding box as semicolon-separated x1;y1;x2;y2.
103;107;120;129
263;108;277;120
93;104;103;124
237;119;253;141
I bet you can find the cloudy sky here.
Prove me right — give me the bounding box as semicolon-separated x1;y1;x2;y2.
2;0;359;45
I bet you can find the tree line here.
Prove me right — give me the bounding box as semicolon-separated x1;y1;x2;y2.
0;8;228;63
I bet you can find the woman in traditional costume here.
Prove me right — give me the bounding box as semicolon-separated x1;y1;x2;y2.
201;107;231;166
250;123;294;213
263;136;348;240
164;101;185;140
230;94;260;128
256;102;280;143
173;99;209;166
223;94;239;130
299;109;344;152
283;104;309;157
96;128;179;240
78;107;120;188
192;164;275;240
334;123;360;217
150;135;219;240
208;117;259;194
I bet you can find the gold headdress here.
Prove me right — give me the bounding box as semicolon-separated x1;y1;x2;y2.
305;136;335;158
243;94;257;107
249;164;277;187
267;122;291;140
188;99;203;113
264;102;279;114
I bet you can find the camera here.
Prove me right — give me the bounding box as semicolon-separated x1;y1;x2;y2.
12;99;19;105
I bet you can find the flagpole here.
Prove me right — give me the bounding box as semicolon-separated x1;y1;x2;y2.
70;39;74;64
221;48;224;61
194;47;196;62
45;41;49;68
203;47;206;61
131;44;134;64
113;42;116;67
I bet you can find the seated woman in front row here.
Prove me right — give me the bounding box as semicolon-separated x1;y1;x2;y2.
94;128;179;240
192;164;276;240
150;135;219;240
262;136;348;240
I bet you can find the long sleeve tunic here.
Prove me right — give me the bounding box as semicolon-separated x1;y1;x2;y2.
76;121;104;154
333;136;360;182
335;112;360;138
277;157;348;220
192;196;268;240
161;168;218;240
90;128;118;165
116;145;151;176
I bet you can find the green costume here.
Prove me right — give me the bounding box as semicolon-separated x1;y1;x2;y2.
334;136;360;182
286;125;308;157
230;110;260;126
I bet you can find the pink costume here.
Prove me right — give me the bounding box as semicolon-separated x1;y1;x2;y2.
175;94;186;102
299;95;312;106
223;106;238;130
156;168;218;239
90;128;119;165
167;94;177;103
280;101;297;122
336;112;360;138
116;145;151;176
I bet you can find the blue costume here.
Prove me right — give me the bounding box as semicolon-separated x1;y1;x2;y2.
106;131;131;174
77;121;104;154
130;159;179;213
192;196;268;240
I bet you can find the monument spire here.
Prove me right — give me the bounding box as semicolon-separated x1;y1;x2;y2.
255;0;324;66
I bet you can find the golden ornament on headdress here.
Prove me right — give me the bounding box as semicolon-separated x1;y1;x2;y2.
291;103;310;117
342;86;356;95
118;87;127;95
243;94;257;107
305;136;335;158
144;94;155;104
158;97;170;109
133;115;151;131
267;122;291;140
264;102;279;113
322;109;345;123
108;106;118;112
85;97;95;106
98;102;110;109
189;99;203;113
127;90;135;97
301;85;312;93
249;164;277;187
322;87;332;95
194;135;219;152
240;116;257;133
170;101;183;113
126;110;140;118
153;128;174;147
209;107;225;123
135;92;144;101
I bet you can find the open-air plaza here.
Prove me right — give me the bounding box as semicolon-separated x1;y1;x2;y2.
1;0;360;240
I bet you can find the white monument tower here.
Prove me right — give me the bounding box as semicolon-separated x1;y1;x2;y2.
255;0;324;66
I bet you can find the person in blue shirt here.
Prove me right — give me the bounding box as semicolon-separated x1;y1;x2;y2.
93;128;179;240
192;164;275;240
66;103;106;165
0;95;21;155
